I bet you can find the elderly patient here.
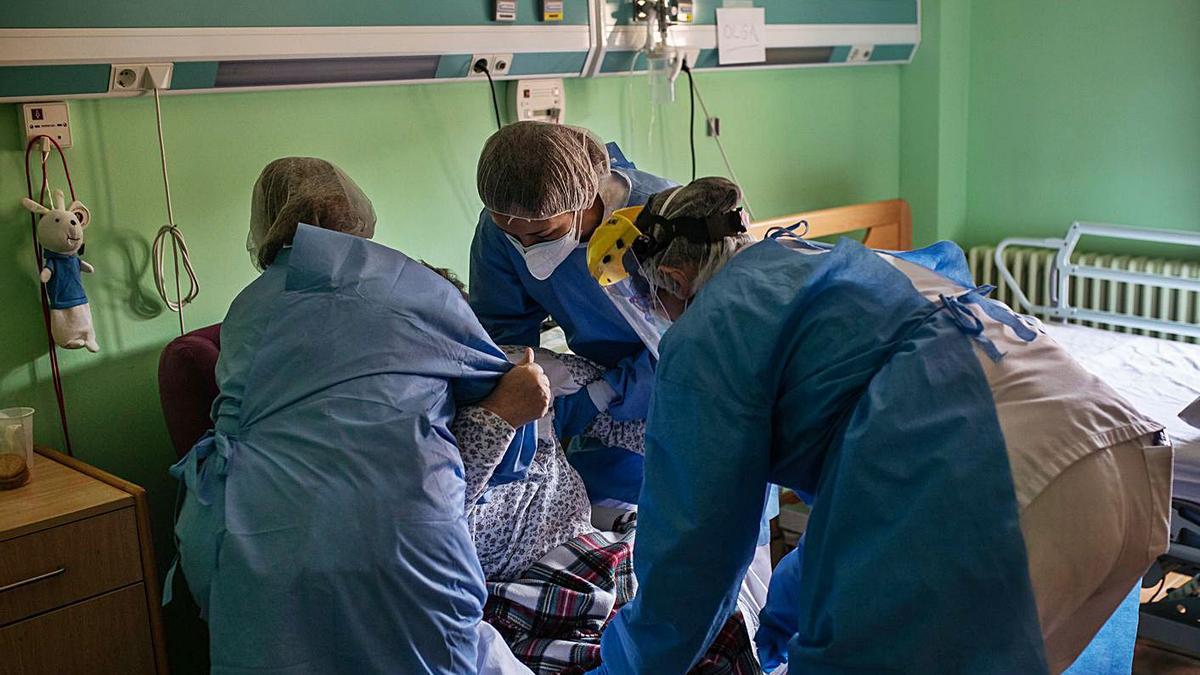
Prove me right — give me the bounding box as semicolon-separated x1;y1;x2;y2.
428;267;759;675
169;158;550;675
439;264;644;581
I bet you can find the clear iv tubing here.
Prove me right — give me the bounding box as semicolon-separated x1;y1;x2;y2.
150;86;200;335
689;76;756;220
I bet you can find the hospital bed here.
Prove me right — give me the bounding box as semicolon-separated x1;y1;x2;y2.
993;223;1200;658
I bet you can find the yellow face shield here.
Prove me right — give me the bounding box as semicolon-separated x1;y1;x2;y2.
587;206;645;287
585;205;673;358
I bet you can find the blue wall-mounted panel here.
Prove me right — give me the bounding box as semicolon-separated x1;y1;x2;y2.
1;0;590;28
172;62;219;89
0;0;919;99
0;65;109;98
509;52;589;77
599;43;910;74
603;0;918;26
596;0;920;75
437;52;589;79
436;55;475;79
600;51;648;75
868;44;917;62
0;53;593;100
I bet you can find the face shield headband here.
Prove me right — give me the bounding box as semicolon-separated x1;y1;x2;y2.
586;194;748;356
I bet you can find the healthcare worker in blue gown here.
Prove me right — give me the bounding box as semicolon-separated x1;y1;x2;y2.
586;177;1172;674
470;122;778;621
469;121;677;506
168;158;551;674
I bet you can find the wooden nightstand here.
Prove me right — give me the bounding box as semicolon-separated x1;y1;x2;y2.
0;448;169;674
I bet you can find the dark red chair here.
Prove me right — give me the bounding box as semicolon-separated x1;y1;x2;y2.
158;323;222;459
157;324;222;671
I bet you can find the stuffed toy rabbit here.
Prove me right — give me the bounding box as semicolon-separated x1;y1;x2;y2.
21;190;98;352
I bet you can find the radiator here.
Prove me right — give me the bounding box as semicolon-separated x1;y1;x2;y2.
967;246;1200;343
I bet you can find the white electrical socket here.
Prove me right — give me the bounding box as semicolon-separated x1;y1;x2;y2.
109;63;174;92
846;45;874;63
468;54;514;78
21;101;72;148
493;54;513;76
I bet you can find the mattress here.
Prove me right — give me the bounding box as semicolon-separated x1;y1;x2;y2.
1041;322;1200;501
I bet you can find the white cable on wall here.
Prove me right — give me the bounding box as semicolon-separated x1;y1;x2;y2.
150;86;199;335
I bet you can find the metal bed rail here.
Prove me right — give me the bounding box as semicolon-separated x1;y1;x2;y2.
995;222;1200;340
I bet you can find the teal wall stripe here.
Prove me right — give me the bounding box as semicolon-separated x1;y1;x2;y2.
509;52;587;76
610;0;918;26
600;51;648;74
1;0;589;29
869;44;916;62
436;52;586;78
436;55;473;79
604;46;849;72
0;45;914;98
692;49;721;69
0;64;109;98
171;62;219;89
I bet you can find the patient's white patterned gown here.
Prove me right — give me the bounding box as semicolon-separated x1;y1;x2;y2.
452;347;645;582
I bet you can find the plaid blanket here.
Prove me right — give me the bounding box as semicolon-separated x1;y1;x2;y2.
484;529;759;675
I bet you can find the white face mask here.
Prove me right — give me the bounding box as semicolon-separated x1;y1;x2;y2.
504;212;583;281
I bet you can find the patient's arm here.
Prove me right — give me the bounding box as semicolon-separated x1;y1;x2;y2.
554;353;647;455
585;415;646;455
451;406;517;506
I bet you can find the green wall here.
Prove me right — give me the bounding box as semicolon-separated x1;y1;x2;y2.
899;0;970;247
0;66;899;671
901;0;1199;253
963;0;1200;249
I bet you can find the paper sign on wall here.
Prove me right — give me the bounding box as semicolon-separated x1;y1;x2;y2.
716;7;766;65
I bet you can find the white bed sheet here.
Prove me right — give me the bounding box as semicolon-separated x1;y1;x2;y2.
1041;322;1200;500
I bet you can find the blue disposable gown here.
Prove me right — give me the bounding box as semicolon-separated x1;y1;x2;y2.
170;225;537;674
468;144;675;504
595;238;1049;674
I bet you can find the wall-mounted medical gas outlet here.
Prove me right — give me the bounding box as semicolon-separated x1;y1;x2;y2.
469;54;513;78
21;101;72;148
632;0;694;24
542;0;564;21
675;1;694;23
846;46;875;63
510;78;566;124
109;63;174;92
495;0;517;22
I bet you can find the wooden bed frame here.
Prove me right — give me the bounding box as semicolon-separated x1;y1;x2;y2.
749;199;913;251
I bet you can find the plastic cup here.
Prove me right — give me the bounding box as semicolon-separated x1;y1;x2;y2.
0;407;35;467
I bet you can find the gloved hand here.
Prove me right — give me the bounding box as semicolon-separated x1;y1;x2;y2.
756;541;805;671
553;386;601;439
600;349;657;422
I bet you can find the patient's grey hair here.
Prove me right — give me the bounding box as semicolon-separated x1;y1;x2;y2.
642;177;754;298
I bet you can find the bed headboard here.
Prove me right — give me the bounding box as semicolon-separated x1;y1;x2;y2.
749;199;913;252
